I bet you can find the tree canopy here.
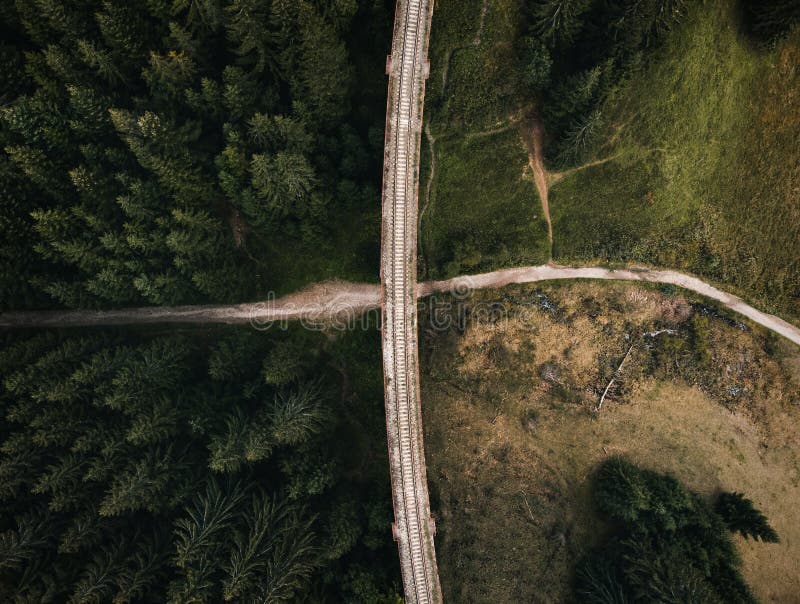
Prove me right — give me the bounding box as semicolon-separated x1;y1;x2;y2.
0;325;401;602
0;0;387;311
575;457;779;604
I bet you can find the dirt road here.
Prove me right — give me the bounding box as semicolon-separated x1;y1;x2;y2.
3;266;799;348
521;119;553;258
0;281;382;329
419;265;800;347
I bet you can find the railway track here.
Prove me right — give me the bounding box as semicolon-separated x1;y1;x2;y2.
380;0;442;602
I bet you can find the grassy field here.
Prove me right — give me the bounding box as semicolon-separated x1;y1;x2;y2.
423;0;799;321
421;281;800;602
420;130;549;278
426;0;522;132
420;0;550;278
549;2;800;319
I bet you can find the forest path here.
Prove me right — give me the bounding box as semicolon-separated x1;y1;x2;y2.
521;118;553;259
3;265;799;347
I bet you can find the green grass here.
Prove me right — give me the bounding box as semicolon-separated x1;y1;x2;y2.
420;130;549;278
421;0;549;278
427;0;527;132
550;1;800;319
550;154;668;260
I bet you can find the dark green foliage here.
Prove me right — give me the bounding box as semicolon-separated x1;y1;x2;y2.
0;326;401;601
715;492;780;543
531;0;592;45
0;0;386;311
742;0;800;43
574;555;630;603
522;0;689;167
517;36;553;91
553;108;604;166
575;458;775;603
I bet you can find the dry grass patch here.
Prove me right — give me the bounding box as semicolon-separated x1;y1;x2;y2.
422;281;800;603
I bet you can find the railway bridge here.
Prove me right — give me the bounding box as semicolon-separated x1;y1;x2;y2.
379;0;442;602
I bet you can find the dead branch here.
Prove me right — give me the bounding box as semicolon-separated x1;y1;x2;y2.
595;342;635;412
521;492;536;523
594;329;678;413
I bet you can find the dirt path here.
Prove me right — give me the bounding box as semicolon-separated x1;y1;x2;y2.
548;154;618;186
521;118;553;259
3;266;800;348
419;266;800;347
464;120;520;141
0;281;382;329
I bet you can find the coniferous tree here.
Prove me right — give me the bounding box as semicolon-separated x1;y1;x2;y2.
1;1;398;596
532;0;592;44
576;458;773;604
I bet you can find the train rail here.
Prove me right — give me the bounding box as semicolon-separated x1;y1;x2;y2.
379;0;442;602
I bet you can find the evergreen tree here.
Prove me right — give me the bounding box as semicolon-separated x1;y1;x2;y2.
517;36;552;91
575;458;773;604
532;0;592;44
0;0;398;596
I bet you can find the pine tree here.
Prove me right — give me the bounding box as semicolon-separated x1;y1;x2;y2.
554;109;604;167
113;530;169;603
208;331;263;381
125;397;182;446
532;0;592;45
99;445;182;516
252;505;316;603
208;408;250;473
57;506;107;554
104;337;191;414
173;479;244;567
109;109;212;206
291;2;352;126
144;50;198;103
249;151;316;221
263;339;308;386
174;0;225;34
269;385;325;447
77;39;128;86
69;539;128;604
223;492;316;601
31;453;87;512
0;508;52;571
5;145;67;196
94;1;153;64
224;0;282;76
